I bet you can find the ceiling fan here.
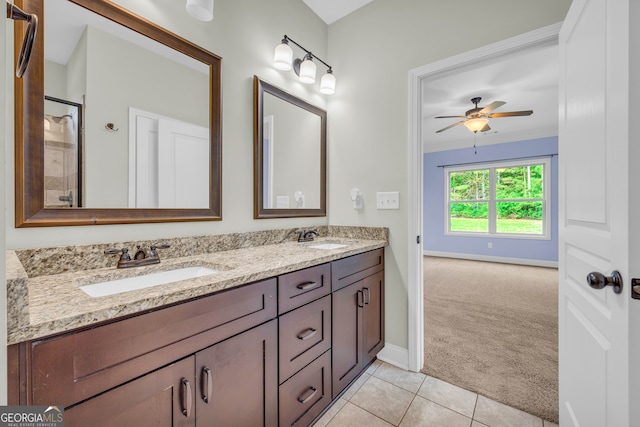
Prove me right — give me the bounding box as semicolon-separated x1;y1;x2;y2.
435;97;533;134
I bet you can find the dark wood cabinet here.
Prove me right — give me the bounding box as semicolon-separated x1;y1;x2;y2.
279;295;331;383
279;350;332;427
196;320;278;426
8;247;385;427
65;356;196;427
363;270;385;365
331;249;385;399
65;320;278;427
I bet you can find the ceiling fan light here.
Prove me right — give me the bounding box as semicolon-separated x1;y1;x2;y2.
464;117;489;133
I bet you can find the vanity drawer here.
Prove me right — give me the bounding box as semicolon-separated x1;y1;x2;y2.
278;263;331;314
279;295;331;383
28;278;277;408
279;350;331;427
332;248;384;292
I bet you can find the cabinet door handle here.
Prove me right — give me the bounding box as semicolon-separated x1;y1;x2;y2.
297;386;318;404
202;367;212;404
181;378;193;417
296;281;320;291
363;287;371;305
297;328;317;341
357;290;364;308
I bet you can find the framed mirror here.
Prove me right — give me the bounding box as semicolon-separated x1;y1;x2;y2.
253;76;326;219
14;0;222;227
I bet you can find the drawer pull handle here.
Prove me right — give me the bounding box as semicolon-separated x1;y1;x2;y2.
357;290;364;308
297;281;320;291
297;328;317;341
181;378;193;417
297;386;318;404
363;287;371;305
202;367;212;404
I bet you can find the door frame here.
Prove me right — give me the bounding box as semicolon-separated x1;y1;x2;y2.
406;23;562;372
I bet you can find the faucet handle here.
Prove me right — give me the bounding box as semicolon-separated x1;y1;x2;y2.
104;248;131;261
149;243;170;257
150;243;170;251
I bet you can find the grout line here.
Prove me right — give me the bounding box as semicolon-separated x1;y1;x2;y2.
396;392;419;427
471;393;479;422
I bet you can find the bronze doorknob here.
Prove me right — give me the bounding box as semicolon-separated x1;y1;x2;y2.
587;271;623;294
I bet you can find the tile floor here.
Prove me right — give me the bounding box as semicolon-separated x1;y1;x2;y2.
314;360;558;427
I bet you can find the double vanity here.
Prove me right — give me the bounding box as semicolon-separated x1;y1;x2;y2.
6;226;387;426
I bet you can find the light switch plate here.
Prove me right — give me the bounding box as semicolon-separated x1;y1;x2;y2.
376;191;399;209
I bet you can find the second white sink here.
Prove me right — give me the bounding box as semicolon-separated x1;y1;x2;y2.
80;266;218;297
306;243;348;250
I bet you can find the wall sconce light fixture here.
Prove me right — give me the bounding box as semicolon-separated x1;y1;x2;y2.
273;35;335;95
186;0;213;21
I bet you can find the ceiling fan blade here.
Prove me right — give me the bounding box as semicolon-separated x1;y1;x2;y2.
480;123;491;132
436;121;465;133
478;101;506;114
434;115;467;119
488;110;533;118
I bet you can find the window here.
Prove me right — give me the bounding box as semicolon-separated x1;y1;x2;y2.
445;158;550;239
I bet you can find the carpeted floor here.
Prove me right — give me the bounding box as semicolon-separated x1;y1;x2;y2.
422;256;558;423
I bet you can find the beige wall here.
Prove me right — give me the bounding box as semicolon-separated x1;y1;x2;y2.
326;0;572;350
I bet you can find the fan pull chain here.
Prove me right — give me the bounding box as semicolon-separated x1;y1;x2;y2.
473;133;477;155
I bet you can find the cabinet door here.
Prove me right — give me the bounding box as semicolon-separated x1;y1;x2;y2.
331;280;364;399
363;271;385;366
195;320;278;427
64;356;196;427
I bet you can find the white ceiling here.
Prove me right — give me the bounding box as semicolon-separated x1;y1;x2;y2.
421;42;559;152
302;0;373;25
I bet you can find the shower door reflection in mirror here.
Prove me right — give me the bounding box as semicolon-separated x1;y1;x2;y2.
44;96;82;208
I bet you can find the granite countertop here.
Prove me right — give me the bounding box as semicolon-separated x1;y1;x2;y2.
6;235;386;345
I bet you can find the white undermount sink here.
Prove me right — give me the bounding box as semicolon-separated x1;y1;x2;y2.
306;243;348;250
80;266;218;297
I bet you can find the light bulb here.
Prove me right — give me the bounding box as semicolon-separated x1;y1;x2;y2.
464;117;489;133
186;0;214;21
320;71;336;94
273;42;293;71
299;56;316;84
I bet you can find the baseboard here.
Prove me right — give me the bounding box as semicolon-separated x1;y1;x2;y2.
377;343;410;371
423;250;558;268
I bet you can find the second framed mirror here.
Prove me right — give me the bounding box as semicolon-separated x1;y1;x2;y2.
253;76;326;219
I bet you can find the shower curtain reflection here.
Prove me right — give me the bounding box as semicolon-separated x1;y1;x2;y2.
44;96;82;207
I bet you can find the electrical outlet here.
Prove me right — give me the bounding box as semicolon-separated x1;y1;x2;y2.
276;196;289;208
376;192;399;209
487;242;493;248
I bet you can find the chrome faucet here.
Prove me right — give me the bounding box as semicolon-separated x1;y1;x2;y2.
297;229;319;242
105;244;170;268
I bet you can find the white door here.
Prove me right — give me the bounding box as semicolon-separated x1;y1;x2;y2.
559;0;634;425
157;118;209;208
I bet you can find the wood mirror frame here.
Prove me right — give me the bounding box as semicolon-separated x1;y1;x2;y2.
253;76;326;219
14;0;222;227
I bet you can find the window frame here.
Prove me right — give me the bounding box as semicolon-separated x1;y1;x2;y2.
444;158;551;240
